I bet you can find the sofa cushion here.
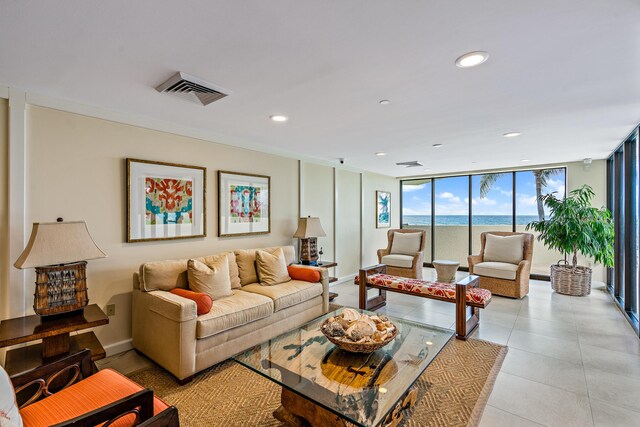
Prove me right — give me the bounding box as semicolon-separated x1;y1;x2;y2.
187;258;233;300
139;259;189;291
390;232;422;256
234;249;259;285
0;365;22;427
381;254;414;268
196;252;241;289
196;290;274;339
19;369;169;427
256;248;291;286
242;280;323;312
473;262;519;280
484;234;524;265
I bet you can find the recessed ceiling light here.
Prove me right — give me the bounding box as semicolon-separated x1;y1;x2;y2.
423;168;431;172
269;114;288;122
375;152;387;156
455;51;489;68
521;159;531;163
379;100;391;105
503;132;522;138
432;144;443;148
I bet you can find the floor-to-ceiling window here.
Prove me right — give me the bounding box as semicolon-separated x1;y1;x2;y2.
401;167;566;278
607;127;639;335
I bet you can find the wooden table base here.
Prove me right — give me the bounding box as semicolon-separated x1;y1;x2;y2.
274;386;418;427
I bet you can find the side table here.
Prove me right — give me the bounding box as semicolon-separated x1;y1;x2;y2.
292;261;338;301
0;304;109;375
433;260;460;283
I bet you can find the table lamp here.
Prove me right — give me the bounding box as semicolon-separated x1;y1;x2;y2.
293;216;326;265
14;220;107;317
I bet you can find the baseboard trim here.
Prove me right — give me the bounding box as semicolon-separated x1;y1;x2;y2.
104;338;133;357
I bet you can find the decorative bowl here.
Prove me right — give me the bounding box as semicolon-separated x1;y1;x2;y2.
320;310;398;354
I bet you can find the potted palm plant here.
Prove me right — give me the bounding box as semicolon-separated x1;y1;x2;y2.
525;185;614;296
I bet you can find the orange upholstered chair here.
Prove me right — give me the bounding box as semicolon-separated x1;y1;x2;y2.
4;349;178;427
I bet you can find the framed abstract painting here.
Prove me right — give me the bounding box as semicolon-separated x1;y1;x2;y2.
218;171;270;237
127;158;206;242
376;190;391;228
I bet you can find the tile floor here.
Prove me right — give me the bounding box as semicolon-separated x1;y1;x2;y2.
98;267;640;426
332;268;640;427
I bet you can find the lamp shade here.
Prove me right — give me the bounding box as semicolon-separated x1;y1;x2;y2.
293;217;326;238
14;221;107;269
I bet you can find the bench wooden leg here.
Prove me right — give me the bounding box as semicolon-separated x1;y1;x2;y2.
359;269;387;311
455;277;481;340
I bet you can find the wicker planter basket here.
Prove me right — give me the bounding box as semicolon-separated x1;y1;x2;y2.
550;262;592;296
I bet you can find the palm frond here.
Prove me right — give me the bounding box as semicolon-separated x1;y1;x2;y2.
478;173;505;198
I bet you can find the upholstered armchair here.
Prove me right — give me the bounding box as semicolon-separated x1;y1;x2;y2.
3;349;179;427
377;229;427;279
468;231;534;298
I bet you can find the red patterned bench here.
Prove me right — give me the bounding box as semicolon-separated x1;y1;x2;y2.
358;265;492;340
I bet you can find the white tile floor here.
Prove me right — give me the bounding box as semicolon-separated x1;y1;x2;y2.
99;267;640;426
331;268;640;427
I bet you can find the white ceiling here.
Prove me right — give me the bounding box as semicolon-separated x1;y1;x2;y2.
1;0;639;177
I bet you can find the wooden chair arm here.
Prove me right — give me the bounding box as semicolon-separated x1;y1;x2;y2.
11;349;94;408
360;264;387;277
139;406;180;427
51;389;155;427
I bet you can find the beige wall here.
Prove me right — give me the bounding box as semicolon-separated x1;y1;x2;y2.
301;163;335;266
335;169;361;277
361;171;400;267
25;106;299;350
0;99;8;320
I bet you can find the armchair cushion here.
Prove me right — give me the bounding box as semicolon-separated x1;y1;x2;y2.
196;290;273;339
484;234;525;265
0;366;22;427
390;232;422;255
19;369;169;427
381;254;414;268
473;262;519;280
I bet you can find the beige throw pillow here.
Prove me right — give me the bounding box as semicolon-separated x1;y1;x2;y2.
235;249;259;285
390;232;422;255
256;248;291;286
198;252;241;289
483;234;525;265
187;258;233;299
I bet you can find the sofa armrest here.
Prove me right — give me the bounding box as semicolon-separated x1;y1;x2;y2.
291;265;330;313
132;289;197;380
468;255;483;273
377;249;390;263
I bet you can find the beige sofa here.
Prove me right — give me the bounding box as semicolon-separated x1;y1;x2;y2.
132;245;329;382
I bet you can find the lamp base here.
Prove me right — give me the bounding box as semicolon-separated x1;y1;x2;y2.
299;237;319;265
34;261;89;316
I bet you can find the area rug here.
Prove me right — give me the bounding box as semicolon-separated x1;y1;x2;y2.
128;338;507;427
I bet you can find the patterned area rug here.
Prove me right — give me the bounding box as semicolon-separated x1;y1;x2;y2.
129;338;506;427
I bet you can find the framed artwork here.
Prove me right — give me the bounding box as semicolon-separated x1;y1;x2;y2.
218;170;270;237
127;158;206;242
376;190;391;228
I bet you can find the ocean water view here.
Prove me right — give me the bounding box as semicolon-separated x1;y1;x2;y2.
403;215;540;226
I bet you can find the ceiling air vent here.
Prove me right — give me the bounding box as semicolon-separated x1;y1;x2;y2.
396;161;423;168
156;72;228;106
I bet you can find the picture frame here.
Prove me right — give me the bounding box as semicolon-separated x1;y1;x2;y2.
218;170;271;237
376;190;391;228
126;158;206;242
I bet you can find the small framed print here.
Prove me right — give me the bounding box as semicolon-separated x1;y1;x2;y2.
376;190;391;228
218;171;270;237
127;158;206;242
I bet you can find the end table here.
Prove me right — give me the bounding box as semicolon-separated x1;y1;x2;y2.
0;304;109;375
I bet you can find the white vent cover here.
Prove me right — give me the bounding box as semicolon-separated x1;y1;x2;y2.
396;161;423;168
156;72;228;106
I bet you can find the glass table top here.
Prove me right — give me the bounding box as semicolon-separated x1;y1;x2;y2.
233;308;453;427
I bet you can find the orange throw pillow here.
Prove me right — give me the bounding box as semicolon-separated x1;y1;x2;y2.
169;288;213;315
287;265;321;283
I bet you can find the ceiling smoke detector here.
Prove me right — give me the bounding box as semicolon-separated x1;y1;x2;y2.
156;72;229;106
396;161;423;168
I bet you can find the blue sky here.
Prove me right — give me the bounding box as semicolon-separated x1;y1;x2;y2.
402;169;566;216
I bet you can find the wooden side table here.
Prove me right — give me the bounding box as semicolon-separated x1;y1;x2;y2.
293;261;339;301
0;304;109;375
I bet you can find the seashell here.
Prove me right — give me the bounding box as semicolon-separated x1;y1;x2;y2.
376;323;386;331
325;321;346;337
328;317;336;323
338;318;351;329
379;315;389;322
372;331;383;342
342;308;361;322
346;319;376;339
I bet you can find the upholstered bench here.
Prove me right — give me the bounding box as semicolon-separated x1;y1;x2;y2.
357;265;492;340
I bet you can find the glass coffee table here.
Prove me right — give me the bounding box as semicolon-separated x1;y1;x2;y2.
233;308;453;427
